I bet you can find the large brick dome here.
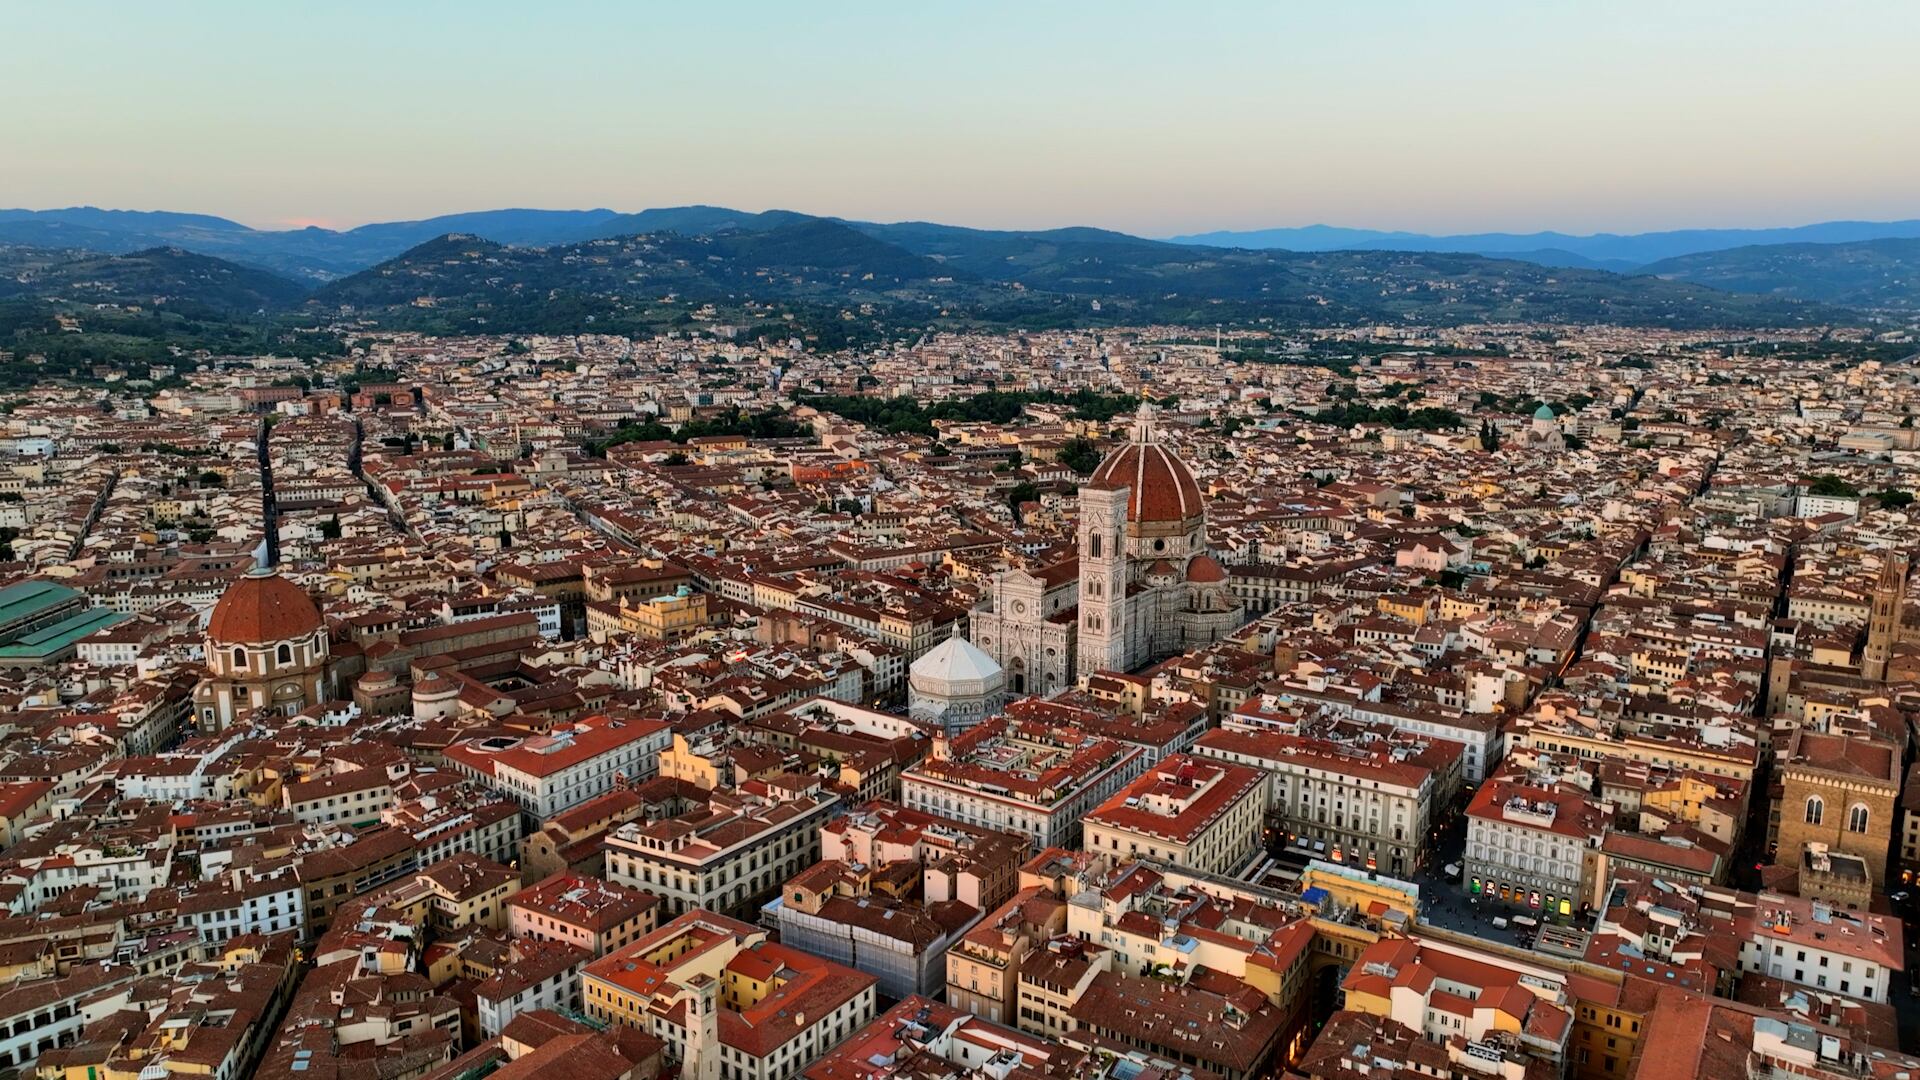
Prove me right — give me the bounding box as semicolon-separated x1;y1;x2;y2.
1088;440;1203;524
1186;553;1227;583
207;569;323;645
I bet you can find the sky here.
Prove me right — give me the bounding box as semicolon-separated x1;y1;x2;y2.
5;0;1918;237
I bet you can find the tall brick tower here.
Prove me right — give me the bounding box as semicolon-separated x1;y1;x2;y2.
1863;549;1909;682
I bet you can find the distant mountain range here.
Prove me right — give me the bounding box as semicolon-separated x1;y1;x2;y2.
0;206;629;280
4;205;1918;337
297;218;1833;335
1168;218;1920;272
0;205;867;282
6;204;1918;282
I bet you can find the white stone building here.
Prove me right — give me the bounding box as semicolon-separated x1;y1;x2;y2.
908;634;1007;733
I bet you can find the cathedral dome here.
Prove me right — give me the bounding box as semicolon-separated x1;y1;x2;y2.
910;634;1005;698
1088;441;1203;524
207;569;323;645
1186;554;1227;583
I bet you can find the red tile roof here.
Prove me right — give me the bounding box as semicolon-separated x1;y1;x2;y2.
207;570;323;644
1089;441;1203;524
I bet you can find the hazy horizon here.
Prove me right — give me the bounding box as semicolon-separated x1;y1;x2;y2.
11;202;1920;243
7;0;1918;236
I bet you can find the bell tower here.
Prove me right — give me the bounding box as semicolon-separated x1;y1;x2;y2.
1078;481;1130;678
682;973;721;1080
1863;549;1909;682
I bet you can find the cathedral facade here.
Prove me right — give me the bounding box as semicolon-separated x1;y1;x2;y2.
971;405;1243;693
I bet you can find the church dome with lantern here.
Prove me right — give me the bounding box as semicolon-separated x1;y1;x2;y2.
194;565;333;731
1088;440;1204;526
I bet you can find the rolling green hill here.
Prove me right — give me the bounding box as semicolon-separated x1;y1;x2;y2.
1638;238;1920;310
0;246;337;385
310;220;1840;337
0;245;309;314
313;221;954;308
0;219;1861;379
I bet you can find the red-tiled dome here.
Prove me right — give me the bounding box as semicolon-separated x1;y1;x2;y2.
1088;441;1204;524
1186;554;1227;583
413;669;459;699
207;571;323;645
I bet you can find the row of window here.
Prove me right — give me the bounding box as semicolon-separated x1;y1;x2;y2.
1468;877;1575;915
1802;796;1871;832
228;641;312;671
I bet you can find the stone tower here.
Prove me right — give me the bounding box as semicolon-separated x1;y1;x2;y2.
682;973;721;1080
1076;481;1130;678
1863;549;1909;682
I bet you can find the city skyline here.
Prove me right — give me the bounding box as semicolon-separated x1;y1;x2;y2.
7;0;1917;236
4;5;1919;1078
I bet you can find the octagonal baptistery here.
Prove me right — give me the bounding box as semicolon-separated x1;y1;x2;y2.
195;567;332;731
908;633;1008;734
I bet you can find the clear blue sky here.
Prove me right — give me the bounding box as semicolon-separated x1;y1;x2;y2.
5;0;1916;235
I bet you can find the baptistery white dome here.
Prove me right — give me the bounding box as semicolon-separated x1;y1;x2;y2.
910;634;1005;698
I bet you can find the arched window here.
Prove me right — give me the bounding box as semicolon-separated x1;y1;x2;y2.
1848;804;1869;833
276;643;293;666
231;647;246;671
1804;796;1824;826
1089;534;1101;559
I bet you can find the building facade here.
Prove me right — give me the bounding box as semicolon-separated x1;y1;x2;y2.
443;714;672;819
582;910;878;1080
1464;777;1610;918
1194;726;1448;877
604;783;843;920
901;717;1147;851
1769;730;1900;906
1741;890;1903;1004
